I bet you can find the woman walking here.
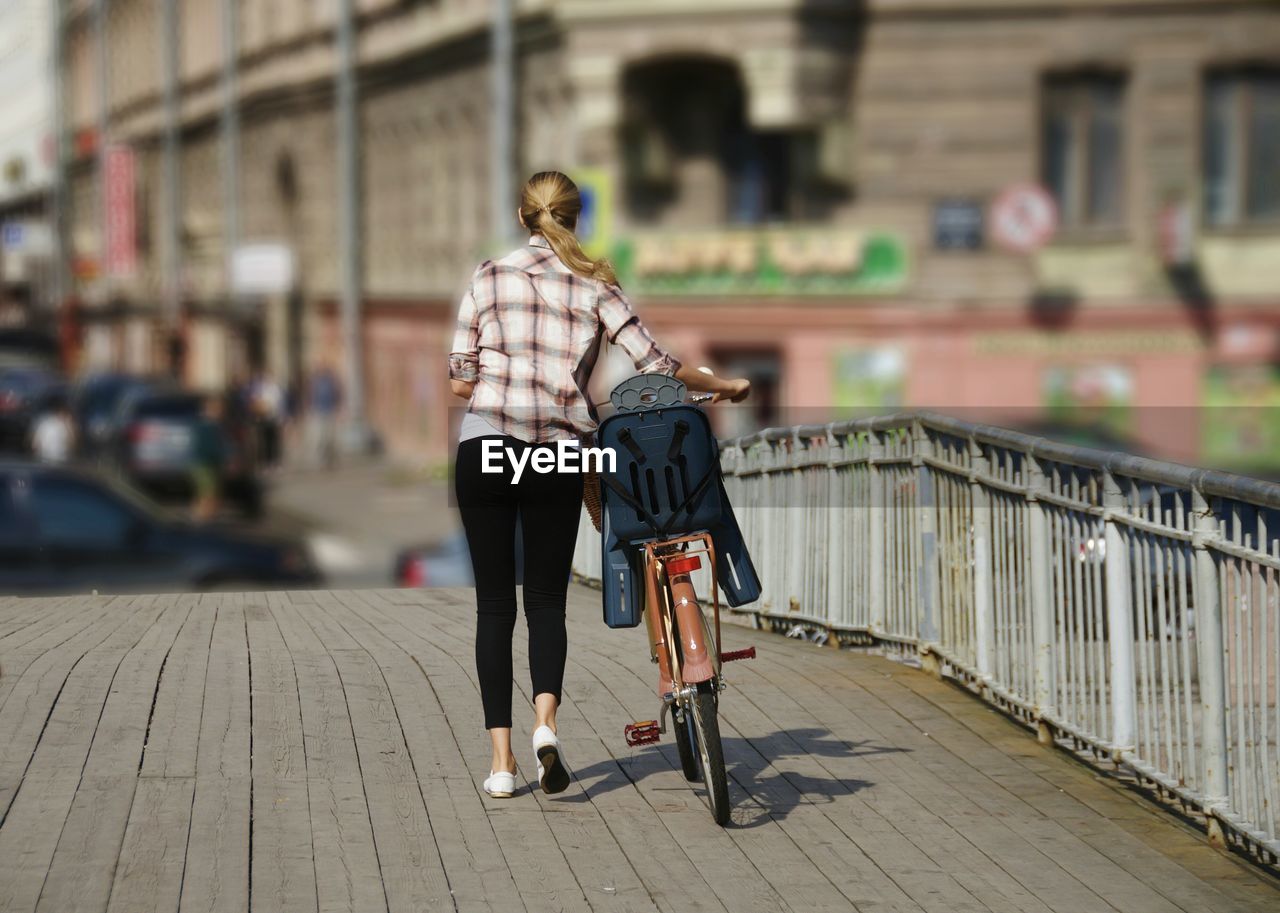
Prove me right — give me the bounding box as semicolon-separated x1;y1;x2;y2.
449;171;749;798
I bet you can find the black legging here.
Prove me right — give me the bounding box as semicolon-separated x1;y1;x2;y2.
455;435;584;730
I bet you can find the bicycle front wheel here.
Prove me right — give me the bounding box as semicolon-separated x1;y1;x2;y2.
690;684;729;825
673;707;700;781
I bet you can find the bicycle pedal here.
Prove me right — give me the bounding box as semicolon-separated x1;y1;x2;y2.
624;720;661;746
720;646;757;663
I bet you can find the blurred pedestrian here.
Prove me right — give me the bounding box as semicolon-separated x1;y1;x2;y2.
306;362;342;470
192;394;227;522
30;400;75;464
250;369;285;470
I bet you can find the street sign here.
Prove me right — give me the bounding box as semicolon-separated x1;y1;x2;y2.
989;184;1057;254
570;168;613;258
932;199;984;251
104;144;138;278
613;229;907;296
2;221;52;256
231;243;296;296
1;222;23;251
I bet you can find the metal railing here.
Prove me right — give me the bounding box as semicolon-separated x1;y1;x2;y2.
572;411;1280;865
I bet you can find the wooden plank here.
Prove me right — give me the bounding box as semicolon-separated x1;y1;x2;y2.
180;595;251;913
0;595;165;911
344;589;598;913
178;774;250;913
140;595;217;779
246;593;316;913
328;591;526;913
271;597;388;913
105;776;196;913
36;595;195;913
324;641;453;912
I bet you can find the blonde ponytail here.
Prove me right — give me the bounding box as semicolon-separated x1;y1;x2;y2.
519;171;618;286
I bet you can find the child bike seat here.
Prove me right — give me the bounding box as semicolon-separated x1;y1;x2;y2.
597;374;761;628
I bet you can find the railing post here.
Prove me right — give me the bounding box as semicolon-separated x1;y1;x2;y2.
1103;470;1137;760
969;436;995;690
914;421;941;676
1028;454;1057;744
825;426;848;636
1191;485;1229;847
867;428;887;638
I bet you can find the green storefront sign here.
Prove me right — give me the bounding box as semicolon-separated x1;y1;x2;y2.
610;229;907;296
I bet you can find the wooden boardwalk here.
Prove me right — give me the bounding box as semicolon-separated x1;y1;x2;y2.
0;586;1277;913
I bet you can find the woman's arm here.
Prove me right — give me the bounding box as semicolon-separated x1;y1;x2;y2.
598;284;750;402
674;366;750;403
448;270;483;399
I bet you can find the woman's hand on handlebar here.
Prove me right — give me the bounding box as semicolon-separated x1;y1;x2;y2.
712;378;751;404
675;365;751;404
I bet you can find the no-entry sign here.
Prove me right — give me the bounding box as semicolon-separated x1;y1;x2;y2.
989;184;1057;254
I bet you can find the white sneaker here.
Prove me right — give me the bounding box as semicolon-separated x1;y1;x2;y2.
483;769;516;798
533;725;570;794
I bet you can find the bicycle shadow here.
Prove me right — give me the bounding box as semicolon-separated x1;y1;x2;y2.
564;727;905;827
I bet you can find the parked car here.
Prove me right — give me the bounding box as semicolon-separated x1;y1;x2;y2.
0;327;59;373
70;372;154;461
395;528;524;587
0;367;66;454
0;461;319;594
109;386;264;518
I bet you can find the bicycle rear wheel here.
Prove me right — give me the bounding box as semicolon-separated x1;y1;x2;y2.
690;684;729;825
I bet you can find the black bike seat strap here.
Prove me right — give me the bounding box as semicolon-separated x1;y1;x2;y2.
616;428;647;464
667;420;689;461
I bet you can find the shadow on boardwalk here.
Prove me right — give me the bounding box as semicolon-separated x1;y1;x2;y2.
567;729;899;827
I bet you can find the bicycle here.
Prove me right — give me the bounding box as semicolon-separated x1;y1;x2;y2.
595;375;760;826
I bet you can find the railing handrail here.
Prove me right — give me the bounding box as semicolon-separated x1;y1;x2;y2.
724;410;1280;505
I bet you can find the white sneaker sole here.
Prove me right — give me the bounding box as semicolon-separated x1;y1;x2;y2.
537;745;570;794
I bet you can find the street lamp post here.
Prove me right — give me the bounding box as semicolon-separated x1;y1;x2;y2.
160;0;182;376
49;0;69;317
336;0;371;452
491;0;515;245
221;0;240;304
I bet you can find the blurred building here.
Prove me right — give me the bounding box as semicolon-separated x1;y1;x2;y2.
57;0;1280;467
0;0;54;327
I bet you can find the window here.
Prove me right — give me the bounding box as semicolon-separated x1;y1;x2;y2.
1041;73;1127;231
708;348;782;440
29;479;138;550
1204;69;1280;227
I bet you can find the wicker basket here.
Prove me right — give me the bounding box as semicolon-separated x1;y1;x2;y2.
583;467;603;532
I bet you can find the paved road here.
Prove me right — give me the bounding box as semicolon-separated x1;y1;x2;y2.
0;585;1277;913
262;465;458;588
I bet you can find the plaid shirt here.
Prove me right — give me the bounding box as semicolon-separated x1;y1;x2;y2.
449;236;680;443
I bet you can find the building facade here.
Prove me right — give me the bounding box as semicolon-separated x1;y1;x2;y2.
0;0;54;326
60;0;1280;467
